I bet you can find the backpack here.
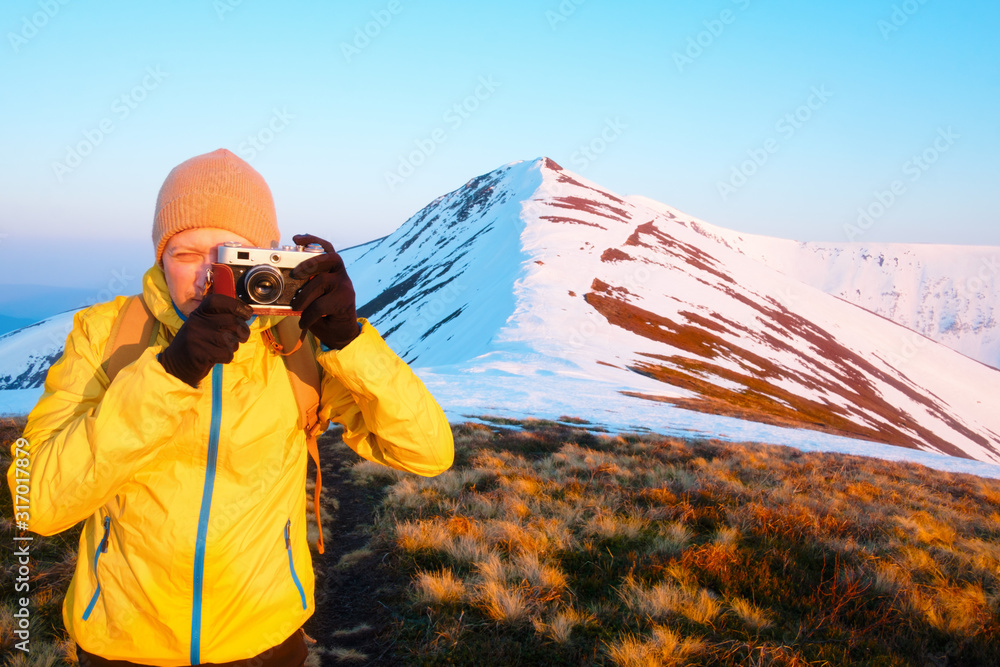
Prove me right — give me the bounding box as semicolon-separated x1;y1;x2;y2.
99;294;331;554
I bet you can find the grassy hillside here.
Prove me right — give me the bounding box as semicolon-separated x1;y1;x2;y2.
3;416;1000;666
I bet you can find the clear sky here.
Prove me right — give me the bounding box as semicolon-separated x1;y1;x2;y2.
1;0;998;288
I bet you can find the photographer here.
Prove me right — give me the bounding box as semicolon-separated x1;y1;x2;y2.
7;149;454;666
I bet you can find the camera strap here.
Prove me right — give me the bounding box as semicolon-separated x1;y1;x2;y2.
261;324;306;356
268;316;330;554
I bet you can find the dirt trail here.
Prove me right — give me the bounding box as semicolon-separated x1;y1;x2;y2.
303;430;406;666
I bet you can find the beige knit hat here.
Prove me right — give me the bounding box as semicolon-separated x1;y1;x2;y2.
153;148;280;265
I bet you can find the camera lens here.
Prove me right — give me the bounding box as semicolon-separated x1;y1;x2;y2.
245;265;284;305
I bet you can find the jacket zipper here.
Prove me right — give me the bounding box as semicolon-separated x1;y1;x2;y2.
190;363;223;665
82;515;111;621
285;519;307;610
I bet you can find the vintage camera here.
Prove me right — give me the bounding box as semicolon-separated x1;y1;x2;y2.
211;241;325;315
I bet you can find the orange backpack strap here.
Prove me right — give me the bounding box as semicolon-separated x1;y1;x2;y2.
101;295;160;384
271;317;330;554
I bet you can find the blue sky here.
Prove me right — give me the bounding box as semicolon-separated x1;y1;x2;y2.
1;0;998;288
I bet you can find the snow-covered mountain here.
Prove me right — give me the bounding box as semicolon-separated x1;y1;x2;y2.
3;157;998;475
628;195;1000;370
0;315;75;390
338;158;1000;464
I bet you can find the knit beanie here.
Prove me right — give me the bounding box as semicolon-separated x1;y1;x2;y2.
153;148;280;265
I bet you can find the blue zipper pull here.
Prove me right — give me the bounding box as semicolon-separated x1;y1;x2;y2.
284;518;307;610
84;515;112;621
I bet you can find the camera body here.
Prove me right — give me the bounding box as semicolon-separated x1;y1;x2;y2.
213;241;324;314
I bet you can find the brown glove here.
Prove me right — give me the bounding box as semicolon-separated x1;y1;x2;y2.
288;233;360;350
158;294;252;387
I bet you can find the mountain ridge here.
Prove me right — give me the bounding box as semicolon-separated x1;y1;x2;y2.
339;157;999;463
626;194;1000;370
2;157;997;471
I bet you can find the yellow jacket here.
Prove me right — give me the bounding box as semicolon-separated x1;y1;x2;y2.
7;264;453;665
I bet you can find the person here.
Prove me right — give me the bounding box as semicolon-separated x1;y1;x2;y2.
7;148;454;666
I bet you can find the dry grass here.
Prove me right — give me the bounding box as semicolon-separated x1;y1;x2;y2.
413;569;468;606
712;525;740;547
618;574;722;626
476;579;531;623
350;459;407;486
584;511;647;541
335;546;374;569
1;417;82;667
727;597;773;631
395;518;452;552
7;416;1000;666
314;646;368;662
354;419;1000;665
474;552;508;583
647;522;694;556
329;624;374;639
533;606;593;644
605;625;705;666
5;643;67;667
894;510;959;546
512;551;568;593
905;582;991;636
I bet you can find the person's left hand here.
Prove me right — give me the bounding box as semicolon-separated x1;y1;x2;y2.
288;233;360;350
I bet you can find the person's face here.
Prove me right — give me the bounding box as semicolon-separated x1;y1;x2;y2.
161;228;252;317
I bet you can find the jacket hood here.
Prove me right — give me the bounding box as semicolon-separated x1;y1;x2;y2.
141;264;284;333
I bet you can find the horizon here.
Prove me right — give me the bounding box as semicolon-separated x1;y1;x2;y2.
2;151;998;479
1;153;999;293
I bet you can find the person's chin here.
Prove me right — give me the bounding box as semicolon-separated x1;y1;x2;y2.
183;298;201;316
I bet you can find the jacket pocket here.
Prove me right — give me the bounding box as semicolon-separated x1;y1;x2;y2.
284;519;307;610
83;515;111;621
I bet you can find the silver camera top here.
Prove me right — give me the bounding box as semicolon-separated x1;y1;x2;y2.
217;241;324;269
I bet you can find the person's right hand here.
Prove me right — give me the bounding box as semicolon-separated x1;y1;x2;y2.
158;294;252;387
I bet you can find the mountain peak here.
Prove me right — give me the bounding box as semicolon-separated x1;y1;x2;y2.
540;156;564;171
4;158;998;472
335;159;1000;463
